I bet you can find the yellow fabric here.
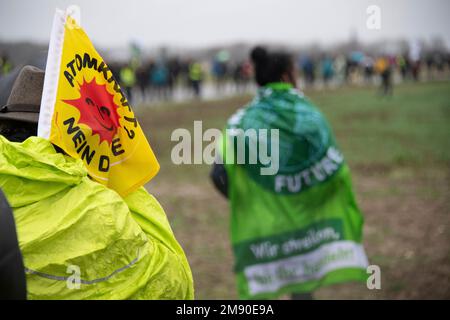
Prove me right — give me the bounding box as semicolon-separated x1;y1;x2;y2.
374;58;388;74
0;135;194;299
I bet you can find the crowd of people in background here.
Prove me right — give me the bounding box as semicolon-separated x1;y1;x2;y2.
298;49;449;95
1;47;449;104
107;55;255;104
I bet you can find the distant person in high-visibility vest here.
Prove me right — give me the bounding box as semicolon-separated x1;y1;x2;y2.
0;54;13;76
188;61;204;98
120;64;136;103
375;56;393;96
210;46;369;300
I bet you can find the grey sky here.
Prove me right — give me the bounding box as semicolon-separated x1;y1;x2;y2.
0;0;449;48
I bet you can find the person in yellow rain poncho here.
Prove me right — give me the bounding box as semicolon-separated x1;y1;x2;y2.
0;65;194;299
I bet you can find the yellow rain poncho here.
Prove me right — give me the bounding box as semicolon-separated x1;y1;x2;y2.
0;135;194;299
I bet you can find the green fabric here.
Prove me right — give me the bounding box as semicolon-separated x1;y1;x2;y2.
265;82;293;90
221;85;368;299
0;135;194;300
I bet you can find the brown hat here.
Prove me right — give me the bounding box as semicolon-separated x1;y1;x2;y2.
0;65;44;124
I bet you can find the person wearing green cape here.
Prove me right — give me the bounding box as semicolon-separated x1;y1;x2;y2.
211;46;369;300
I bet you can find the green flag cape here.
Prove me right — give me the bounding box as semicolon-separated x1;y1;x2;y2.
220;83;368;299
0;136;194;299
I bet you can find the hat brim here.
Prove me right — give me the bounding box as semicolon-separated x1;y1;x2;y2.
0;104;40;124
0;112;39;124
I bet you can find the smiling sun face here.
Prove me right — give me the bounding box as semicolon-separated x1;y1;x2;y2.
63;78;121;145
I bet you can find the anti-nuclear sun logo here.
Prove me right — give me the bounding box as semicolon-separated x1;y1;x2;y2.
63;78;121;145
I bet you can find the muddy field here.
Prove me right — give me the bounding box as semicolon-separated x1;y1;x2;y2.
138;81;450;299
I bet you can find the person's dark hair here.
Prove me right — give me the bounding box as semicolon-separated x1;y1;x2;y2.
0;120;37;143
250;46;294;86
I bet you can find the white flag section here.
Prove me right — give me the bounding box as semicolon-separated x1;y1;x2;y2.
38;9;66;139
244;241;369;295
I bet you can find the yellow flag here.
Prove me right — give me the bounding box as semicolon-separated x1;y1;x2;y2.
38;9;159;197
